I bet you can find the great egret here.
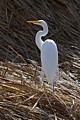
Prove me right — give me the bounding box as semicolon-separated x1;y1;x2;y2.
27;20;58;90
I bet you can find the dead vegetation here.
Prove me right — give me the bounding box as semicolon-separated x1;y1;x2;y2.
0;61;80;120
0;0;80;120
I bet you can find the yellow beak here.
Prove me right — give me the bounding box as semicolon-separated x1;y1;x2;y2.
27;20;38;24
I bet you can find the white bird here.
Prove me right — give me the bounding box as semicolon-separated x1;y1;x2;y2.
27;20;58;90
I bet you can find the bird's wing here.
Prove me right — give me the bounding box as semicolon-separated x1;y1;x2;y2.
41;40;58;83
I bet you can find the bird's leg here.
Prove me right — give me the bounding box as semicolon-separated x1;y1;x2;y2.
52;69;59;94
53;83;55;93
40;67;44;86
53;81;56;94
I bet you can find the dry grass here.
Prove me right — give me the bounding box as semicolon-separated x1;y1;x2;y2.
0;61;80;120
0;0;80;120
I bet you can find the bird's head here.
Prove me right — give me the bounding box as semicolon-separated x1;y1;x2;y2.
27;20;48;36
27;20;47;26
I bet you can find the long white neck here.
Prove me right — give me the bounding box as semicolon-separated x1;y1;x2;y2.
35;22;48;50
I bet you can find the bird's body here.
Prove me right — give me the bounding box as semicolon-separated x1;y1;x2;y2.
27;20;58;87
41;39;58;84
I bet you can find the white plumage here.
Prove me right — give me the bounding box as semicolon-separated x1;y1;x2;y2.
41;40;58;84
27;20;58;87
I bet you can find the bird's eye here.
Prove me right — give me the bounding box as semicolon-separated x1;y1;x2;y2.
38;21;42;24
39;22;41;24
